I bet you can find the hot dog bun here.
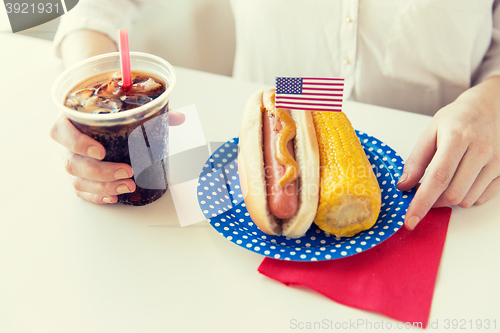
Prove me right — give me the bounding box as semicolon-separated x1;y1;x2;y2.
238;90;320;238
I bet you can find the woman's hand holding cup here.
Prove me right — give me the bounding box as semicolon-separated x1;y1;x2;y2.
50;110;185;204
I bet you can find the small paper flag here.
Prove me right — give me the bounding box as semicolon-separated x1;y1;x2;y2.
275;77;344;112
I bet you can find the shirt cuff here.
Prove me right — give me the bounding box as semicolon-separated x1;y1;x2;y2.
53;0;138;58
474;30;500;83
474;3;500;84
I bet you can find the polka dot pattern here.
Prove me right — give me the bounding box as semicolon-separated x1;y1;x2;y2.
197;133;415;261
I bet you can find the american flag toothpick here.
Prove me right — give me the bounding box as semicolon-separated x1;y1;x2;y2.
275;77;344;112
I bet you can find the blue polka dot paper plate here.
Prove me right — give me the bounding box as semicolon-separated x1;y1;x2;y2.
197;132;415;261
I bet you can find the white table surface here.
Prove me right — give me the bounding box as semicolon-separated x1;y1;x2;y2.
1;33;499;333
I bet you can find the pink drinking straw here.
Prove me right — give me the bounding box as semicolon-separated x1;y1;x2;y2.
118;29;132;89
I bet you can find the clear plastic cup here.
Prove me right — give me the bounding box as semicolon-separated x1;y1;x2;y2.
52;52;176;206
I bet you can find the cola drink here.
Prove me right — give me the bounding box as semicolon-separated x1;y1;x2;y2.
53;52;176;206
64;71;165;114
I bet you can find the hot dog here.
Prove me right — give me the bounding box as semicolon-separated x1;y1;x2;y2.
262;90;299;219
238;89;320;238
238;89;381;239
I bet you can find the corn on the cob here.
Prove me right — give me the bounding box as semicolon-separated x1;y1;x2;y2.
311;111;381;237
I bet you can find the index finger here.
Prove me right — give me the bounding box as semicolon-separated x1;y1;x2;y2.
404;137;467;230
49;114;105;160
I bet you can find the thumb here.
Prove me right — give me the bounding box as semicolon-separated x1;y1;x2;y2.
397;124;437;192
169;109;186;126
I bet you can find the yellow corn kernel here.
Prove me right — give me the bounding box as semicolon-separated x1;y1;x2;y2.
311;111;381;237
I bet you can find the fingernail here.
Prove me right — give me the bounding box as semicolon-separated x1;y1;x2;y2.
87;146;103;160
406;216;420;230
103;197;113;204
117;184;131;194
114;169;130;179
397;173;408;186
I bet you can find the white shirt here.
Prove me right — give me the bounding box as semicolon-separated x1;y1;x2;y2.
54;0;500;115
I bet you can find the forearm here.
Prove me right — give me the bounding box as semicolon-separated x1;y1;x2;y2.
61;29;117;68
456;75;500;113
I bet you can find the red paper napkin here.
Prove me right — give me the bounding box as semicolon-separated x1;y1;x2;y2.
258;207;452;328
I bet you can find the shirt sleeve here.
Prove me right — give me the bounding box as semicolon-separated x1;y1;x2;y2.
52;0;140;58
474;0;500;84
